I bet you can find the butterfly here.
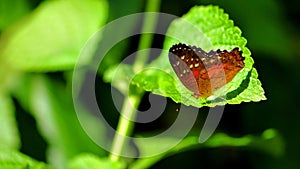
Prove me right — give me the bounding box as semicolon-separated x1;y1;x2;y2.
169;43;245;98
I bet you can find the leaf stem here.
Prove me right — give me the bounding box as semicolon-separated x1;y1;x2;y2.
133;0;161;72
109;0;161;162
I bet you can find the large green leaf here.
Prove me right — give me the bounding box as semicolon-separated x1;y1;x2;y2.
0;146;55;169
0;0;108;71
132;5;266;107
130;129;284;169
20;75;106;168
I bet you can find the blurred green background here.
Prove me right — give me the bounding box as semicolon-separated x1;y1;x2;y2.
0;0;299;168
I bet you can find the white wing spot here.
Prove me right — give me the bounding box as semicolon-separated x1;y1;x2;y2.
195;63;199;67
189;64;194;68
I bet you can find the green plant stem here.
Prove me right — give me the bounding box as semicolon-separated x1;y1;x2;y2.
133;0;161;72
109;0;161;163
109;96;139;162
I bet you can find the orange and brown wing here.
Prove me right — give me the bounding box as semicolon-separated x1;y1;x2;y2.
169;43;245;98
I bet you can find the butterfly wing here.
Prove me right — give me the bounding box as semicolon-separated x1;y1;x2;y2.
169;43;202;97
169;43;245;98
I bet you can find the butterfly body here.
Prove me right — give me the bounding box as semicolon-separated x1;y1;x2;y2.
169;43;244;98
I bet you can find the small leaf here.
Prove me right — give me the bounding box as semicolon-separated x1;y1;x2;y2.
69;154;125;169
103;64;145;100
0;146;55;169
103;64;135;95
0;94;20;149
130;129;284;169
0;0;108;71
132;5;266;107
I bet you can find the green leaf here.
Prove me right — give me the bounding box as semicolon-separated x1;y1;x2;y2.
0;0;108;71
132;5;266;107
130;129;284;169
69;154;125;169
0;0;31;30
0;146;55;169
24;75;106;168
0;94;20;149
103;64;144;101
103;64;135;95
